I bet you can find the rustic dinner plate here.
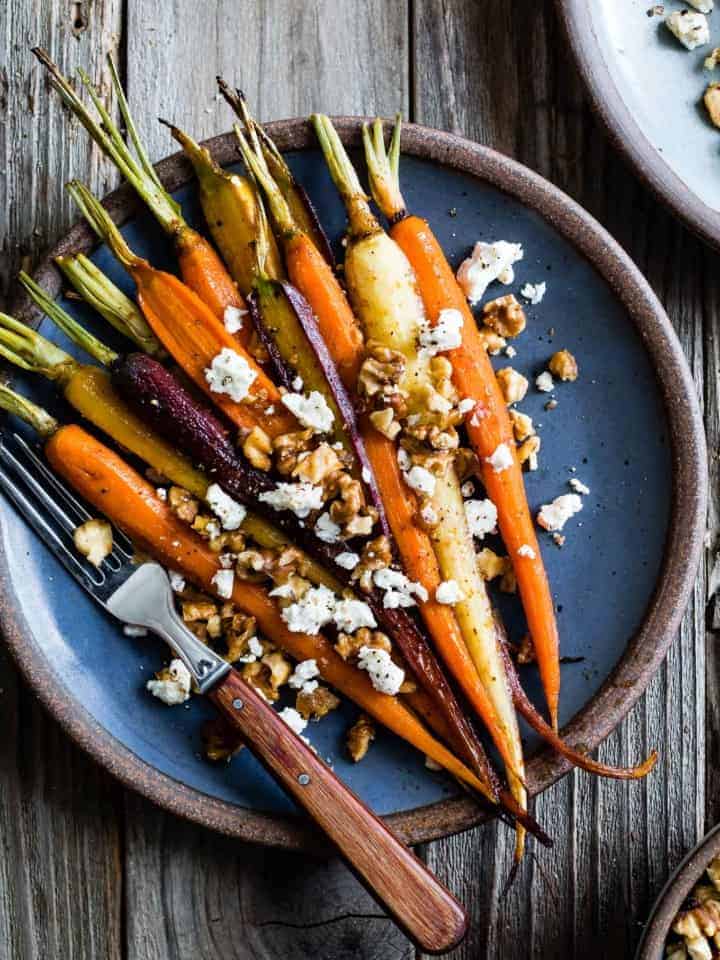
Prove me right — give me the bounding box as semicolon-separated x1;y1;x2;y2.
558;0;720;251
0;119;707;850
635;824;720;959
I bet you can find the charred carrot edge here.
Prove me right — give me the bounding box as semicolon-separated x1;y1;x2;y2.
43;422;499;803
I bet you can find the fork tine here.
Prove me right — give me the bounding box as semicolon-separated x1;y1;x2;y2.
0;454;105;587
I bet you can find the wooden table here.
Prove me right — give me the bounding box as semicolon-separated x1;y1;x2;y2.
0;1;714;956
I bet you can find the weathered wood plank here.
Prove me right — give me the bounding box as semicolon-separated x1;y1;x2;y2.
122;3;412;958
414;1;707;957
0;4;125;959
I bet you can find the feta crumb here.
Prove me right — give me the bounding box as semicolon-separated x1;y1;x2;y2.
373;567;428;608
281;584;336;633
223;304;247;334
397;447;412;471
419;308;464;355
238;636;264;663
265;405;275;415
461;480;475;498
281;390;335;433
335;551;360;570
357;646;405;695
536;370;554;393
458;398;476;416
456;240;524;304
404;464;436;496
333;598;377;633
146;659;192;706
204;347;257;402
279;706;308;735
169;570;186;593
292;376;304;391
289;659;320;689
485;442;513;473
569;478;590;495
537;493;583;532
505;345;517;358
315;511;342;543
688;0;713;11
520;281;547;305
665;10;709;49
362;466;372;484
420;504;438;525
435;580;464;604
259;481;325;518
465;498;498;538
517;544;536;559
425;755;442;771
156;487;168;501
123;624;148;637
206;483;247;530
211;568;235;599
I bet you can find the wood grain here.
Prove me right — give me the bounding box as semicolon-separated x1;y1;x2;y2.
0;3;124;958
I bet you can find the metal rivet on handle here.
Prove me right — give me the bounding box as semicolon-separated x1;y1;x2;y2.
298;773;310;786
232;698;244;710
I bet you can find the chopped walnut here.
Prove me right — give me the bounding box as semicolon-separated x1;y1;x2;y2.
242;426;273;471
369;407;401;440
477;327;507;355
328;472;376;538
509;409;535;442
235;548;273;581
168;486;199;524
292;442;343;484
357;339;407;401
403;417;459;450
296;684;340;721
182;598;218;622
496;367;529;405
454;447;480;483
273;428;315;476
346;714;376;762
476;547;511;583
335;626;391;661
351;536;394;593
222;613;258;662
548;349;578;382
517;434;541;471
517;634;536;664
500;566;517;594
241;651;292;701
482;294;526;338
201;717;245;763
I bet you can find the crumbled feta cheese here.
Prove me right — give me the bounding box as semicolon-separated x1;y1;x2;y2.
146;659;192;706
156;487;168;501
419;308;464;355
281;584;337;633
397;447;412;471
373;567;428;608
536;370;554;393
569;478;590;495
265;405;275;415
204;347;257;402
289;659;320;689
460;480;475;498
485;442;513;473
238;636;264;663
206;483;247;530
456;240;524;304
425;755;442;771
420;504;438;525
123;624;148;637
259;481;325;518
688;0;713;11
315;511;342;543
279;706;308;735
362;466;372;484
211;568;235;599
458;398;476;416
665;10;709;49
517;544;536;559
281;390;335;433
268;582;296;599
465;498;498;539
291;376;304;391
357;646;405;695
505;345;517;358
520;281;547;305
333;599;377;633
435;580;464;604
404;465;436;496
335;551;360;570
223;304;247;334
169;570;186;593
537;493;583;532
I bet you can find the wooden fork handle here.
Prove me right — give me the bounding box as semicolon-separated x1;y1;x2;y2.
208;669;468;955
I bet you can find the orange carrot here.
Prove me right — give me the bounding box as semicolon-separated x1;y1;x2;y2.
392;214;560;729
44;423;494;798
173;226;247;330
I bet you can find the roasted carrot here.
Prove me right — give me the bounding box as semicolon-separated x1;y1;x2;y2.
66;180;294;439
364;117;561;730
32;49;245;327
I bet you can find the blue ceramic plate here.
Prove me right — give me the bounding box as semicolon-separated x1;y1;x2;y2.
0;120;707;848
559;0;720;251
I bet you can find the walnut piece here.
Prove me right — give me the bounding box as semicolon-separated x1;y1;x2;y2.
201;717;245;763
369;407;401;440
296;684;340;721
476;547;511;583
335;626;391;661
241;650;291;702
482;294;527;338
273;428;315;476
548;349;579;382
517;434;541;471
347;714;376;762
242;426;273;471
477;327;507;354
351;536;394;593
357;339;406;401
509;409;535;442
515;633;536;664
495;367;529;405
168;486;199;524
292;442;343;484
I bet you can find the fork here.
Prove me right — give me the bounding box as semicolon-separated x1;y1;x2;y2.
0;428;468;955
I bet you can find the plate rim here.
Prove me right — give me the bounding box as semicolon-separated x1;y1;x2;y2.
1;117;707;850
556;0;720;252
